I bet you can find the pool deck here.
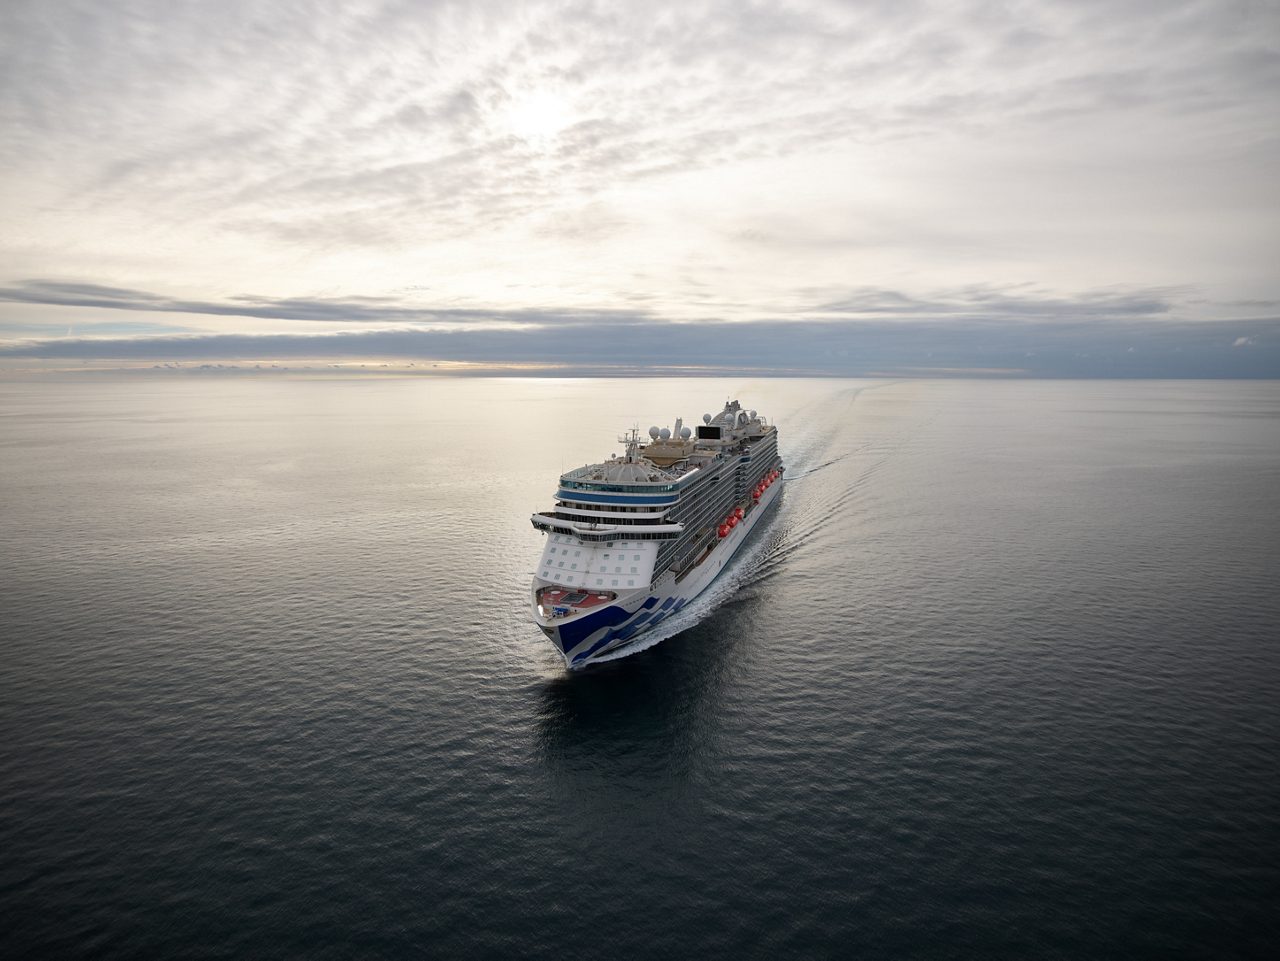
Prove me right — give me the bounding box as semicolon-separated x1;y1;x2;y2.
537;586;615;613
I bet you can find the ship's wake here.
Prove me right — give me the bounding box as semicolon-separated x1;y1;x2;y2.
588;508;787;665
592;446;849;665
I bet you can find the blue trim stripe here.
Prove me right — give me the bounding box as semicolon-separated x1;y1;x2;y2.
566;583;724;664
556;490;677;505
558;603;633;651
573;632;619;663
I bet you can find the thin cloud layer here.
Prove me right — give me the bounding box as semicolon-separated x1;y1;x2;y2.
3;313;1277;378
0;279;655;326
0;278;1191;327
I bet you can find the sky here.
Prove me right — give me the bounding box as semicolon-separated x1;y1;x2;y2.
1;0;1277;375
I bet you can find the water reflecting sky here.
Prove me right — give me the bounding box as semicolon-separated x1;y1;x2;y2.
2;376;1277;959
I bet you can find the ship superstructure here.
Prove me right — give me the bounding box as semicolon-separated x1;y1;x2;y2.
530;399;784;667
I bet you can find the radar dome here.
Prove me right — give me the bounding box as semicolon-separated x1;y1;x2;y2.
659;428;671;440
648;426;660;439
703;413;712;424
679;426;692;439
750;410;757;420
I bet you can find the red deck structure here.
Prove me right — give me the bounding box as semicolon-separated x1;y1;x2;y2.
536;586;615;614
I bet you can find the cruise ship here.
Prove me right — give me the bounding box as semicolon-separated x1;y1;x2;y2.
530;399;784;667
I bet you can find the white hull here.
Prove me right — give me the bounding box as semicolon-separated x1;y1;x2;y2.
534;475;784;668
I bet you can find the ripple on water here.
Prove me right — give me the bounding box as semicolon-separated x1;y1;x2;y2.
1;377;1278;959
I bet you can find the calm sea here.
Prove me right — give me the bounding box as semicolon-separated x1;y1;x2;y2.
1;376;1277;959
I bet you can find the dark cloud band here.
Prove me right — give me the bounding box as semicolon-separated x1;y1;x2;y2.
3;316;1276;378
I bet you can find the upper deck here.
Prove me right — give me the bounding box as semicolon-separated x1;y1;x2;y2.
557;401;774;495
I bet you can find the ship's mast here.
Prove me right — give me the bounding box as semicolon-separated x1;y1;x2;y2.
617;426;642;462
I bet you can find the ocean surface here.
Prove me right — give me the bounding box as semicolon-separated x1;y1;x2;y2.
2;376;1278;959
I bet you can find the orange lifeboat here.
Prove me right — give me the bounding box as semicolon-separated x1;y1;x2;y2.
718;524;729;538
734;507;744;519
728;515;739;529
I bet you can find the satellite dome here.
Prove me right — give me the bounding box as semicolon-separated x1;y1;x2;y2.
679;426;692;439
703;413;712;424
648;426;660;439
659;428;671;440
750;410;757;420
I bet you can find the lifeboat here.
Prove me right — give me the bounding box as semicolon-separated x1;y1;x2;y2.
727;515;739;529
734;506;744;519
718;524;729;538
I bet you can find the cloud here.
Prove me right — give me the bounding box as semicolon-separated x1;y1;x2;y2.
806;285;1179;320
0;279;655;326
0;1;1276;347
0;277;1208;330
4;313;1278;379
5;2;1276;236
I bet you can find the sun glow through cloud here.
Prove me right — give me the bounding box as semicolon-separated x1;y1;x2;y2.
503;90;575;142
